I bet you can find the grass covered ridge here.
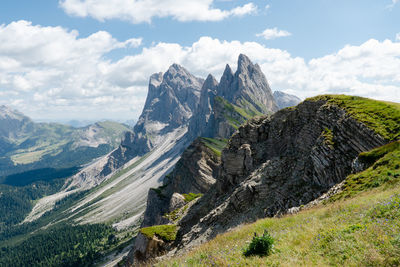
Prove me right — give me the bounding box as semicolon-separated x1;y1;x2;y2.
309;95;400;141
140;225;178;242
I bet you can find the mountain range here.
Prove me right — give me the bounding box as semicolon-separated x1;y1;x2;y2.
0;54;311;266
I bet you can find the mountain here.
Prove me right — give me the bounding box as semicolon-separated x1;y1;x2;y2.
0;106;131;178
273;90;302;109
24;63;205;227
127;95;400;265
189;54;278;140
0;55;299;266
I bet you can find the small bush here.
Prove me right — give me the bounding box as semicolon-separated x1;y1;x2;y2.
243;230;274;257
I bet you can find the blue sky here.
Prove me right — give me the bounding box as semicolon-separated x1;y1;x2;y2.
0;0;399;121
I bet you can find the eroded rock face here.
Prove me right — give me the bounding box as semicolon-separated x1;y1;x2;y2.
140;138;220;228
126;232;170;266
174;99;386;252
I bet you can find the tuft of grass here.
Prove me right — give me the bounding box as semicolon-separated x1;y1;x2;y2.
140;225;178;242
322;128;334;149
243;230;274;257
308;95;400;141
182;193;203;203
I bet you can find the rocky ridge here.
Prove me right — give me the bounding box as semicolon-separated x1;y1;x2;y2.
127;96;393;265
174;97;387;251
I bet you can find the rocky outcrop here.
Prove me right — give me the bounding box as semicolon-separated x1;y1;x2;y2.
173;98;387;252
140;138;221;228
126;232;172;266
273;90;301;109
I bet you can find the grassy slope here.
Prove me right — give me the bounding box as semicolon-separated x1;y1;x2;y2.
159;95;400;266
309;95;400;141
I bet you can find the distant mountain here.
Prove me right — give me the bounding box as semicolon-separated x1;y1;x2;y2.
0;106;131;178
273;90;302;109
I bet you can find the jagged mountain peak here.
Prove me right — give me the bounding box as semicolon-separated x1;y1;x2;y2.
203;74;219;88
237;53;253;72
218;54;278;113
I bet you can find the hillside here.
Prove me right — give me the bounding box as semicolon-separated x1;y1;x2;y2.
161;155;400;266
128;95;400;265
0;105;131;178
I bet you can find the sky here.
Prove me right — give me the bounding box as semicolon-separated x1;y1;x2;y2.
0;0;399;122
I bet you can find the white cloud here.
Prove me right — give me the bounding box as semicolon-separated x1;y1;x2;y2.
0;21;399;122
396;33;400;41
59;0;258;23
256;27;291;40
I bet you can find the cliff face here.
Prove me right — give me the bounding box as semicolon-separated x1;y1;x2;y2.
174;98;387;251
140;138;221;228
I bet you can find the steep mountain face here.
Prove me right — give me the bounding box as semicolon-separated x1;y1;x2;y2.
173;97;388;251
100;65;203;177
188;74;219;139
219;54;278;114
128;55;284;265
140;138;222;228
273;90;302;109
189;54;278;140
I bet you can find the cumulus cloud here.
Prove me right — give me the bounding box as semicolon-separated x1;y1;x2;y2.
59;0;257;23
256;27;292;40
0;21;399;121
396;33;400;41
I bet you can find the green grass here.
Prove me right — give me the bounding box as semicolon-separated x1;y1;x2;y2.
201;137;228;157
330;141;400;201
214;96;260;129
140;225;178;242
182;193;203;203
322;127;334;149
159;186;400;266
309;95;400;141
